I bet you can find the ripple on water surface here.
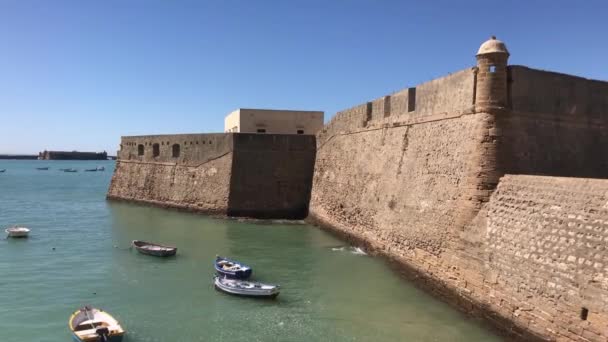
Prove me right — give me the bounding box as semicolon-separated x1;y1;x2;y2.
0;160;502;341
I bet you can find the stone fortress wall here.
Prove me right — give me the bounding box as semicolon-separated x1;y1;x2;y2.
108;133;316;219
308;37;608;341
501;66;608;178
107;36;608;341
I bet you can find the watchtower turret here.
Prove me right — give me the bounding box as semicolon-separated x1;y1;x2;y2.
475;36;510;112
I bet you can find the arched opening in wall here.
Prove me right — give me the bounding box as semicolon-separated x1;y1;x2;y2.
152;143;160;157
137;144;144;156
297;130;304;134
172;144;180;158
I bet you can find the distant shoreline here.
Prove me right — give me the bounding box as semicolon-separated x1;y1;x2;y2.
0;155;38;160
0;155;116;160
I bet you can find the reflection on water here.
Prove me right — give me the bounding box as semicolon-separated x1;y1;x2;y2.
0;160;501;341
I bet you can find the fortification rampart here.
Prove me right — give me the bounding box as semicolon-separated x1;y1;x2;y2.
309;37;608;341
317;68;477;145
484;175;608;341
109;133;316;219
498;67;608;179
107;37;608;341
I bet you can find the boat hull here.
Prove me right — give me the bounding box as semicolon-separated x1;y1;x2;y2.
214;277;280;299
71;332;124;342
5;228;30;238
132;240;177;257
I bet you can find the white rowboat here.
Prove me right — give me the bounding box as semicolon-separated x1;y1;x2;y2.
5;227;30;238
69;306;125;342
214;276;280;298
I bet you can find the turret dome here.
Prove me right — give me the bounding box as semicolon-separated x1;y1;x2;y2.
476;36;509;56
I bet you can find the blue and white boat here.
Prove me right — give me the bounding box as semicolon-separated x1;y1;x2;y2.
68;306;125;342
214;256;252;279
214;275;280;299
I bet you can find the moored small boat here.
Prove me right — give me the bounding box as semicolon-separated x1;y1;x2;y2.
84;168;98;172
69;306;125;342
214;256;252;279
5;226;30;238
63;168;78;172
132;240;177;257
214;276;280;298
97;166;105;171
0;169;5;173
36;167;50;170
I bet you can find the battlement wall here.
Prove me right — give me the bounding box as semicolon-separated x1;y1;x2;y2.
309;63;608;341
109;133;316;219
510;66;608;118
118;133;231;165
497;67;608;179
317;68;476;145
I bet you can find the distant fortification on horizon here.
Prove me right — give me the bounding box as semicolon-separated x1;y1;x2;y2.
39;150;108;160
108;37;608;341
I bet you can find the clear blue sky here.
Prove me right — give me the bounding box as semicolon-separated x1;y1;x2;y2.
1;0;607;154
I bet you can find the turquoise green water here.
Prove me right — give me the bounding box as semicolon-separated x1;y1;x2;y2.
0;160;501;341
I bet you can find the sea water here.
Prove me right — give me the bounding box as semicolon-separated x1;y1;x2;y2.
0;160;501;341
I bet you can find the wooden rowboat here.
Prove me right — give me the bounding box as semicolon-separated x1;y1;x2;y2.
69;306;125;342
132;240;177;257
214;276;280;299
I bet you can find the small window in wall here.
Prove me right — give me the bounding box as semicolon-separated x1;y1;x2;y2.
581;307;589;320
257;129;266;133
407;87;416;112
489;65;497;73
137;144;144;156
297;130;304;134
172;144;180;158
152;143;160;157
